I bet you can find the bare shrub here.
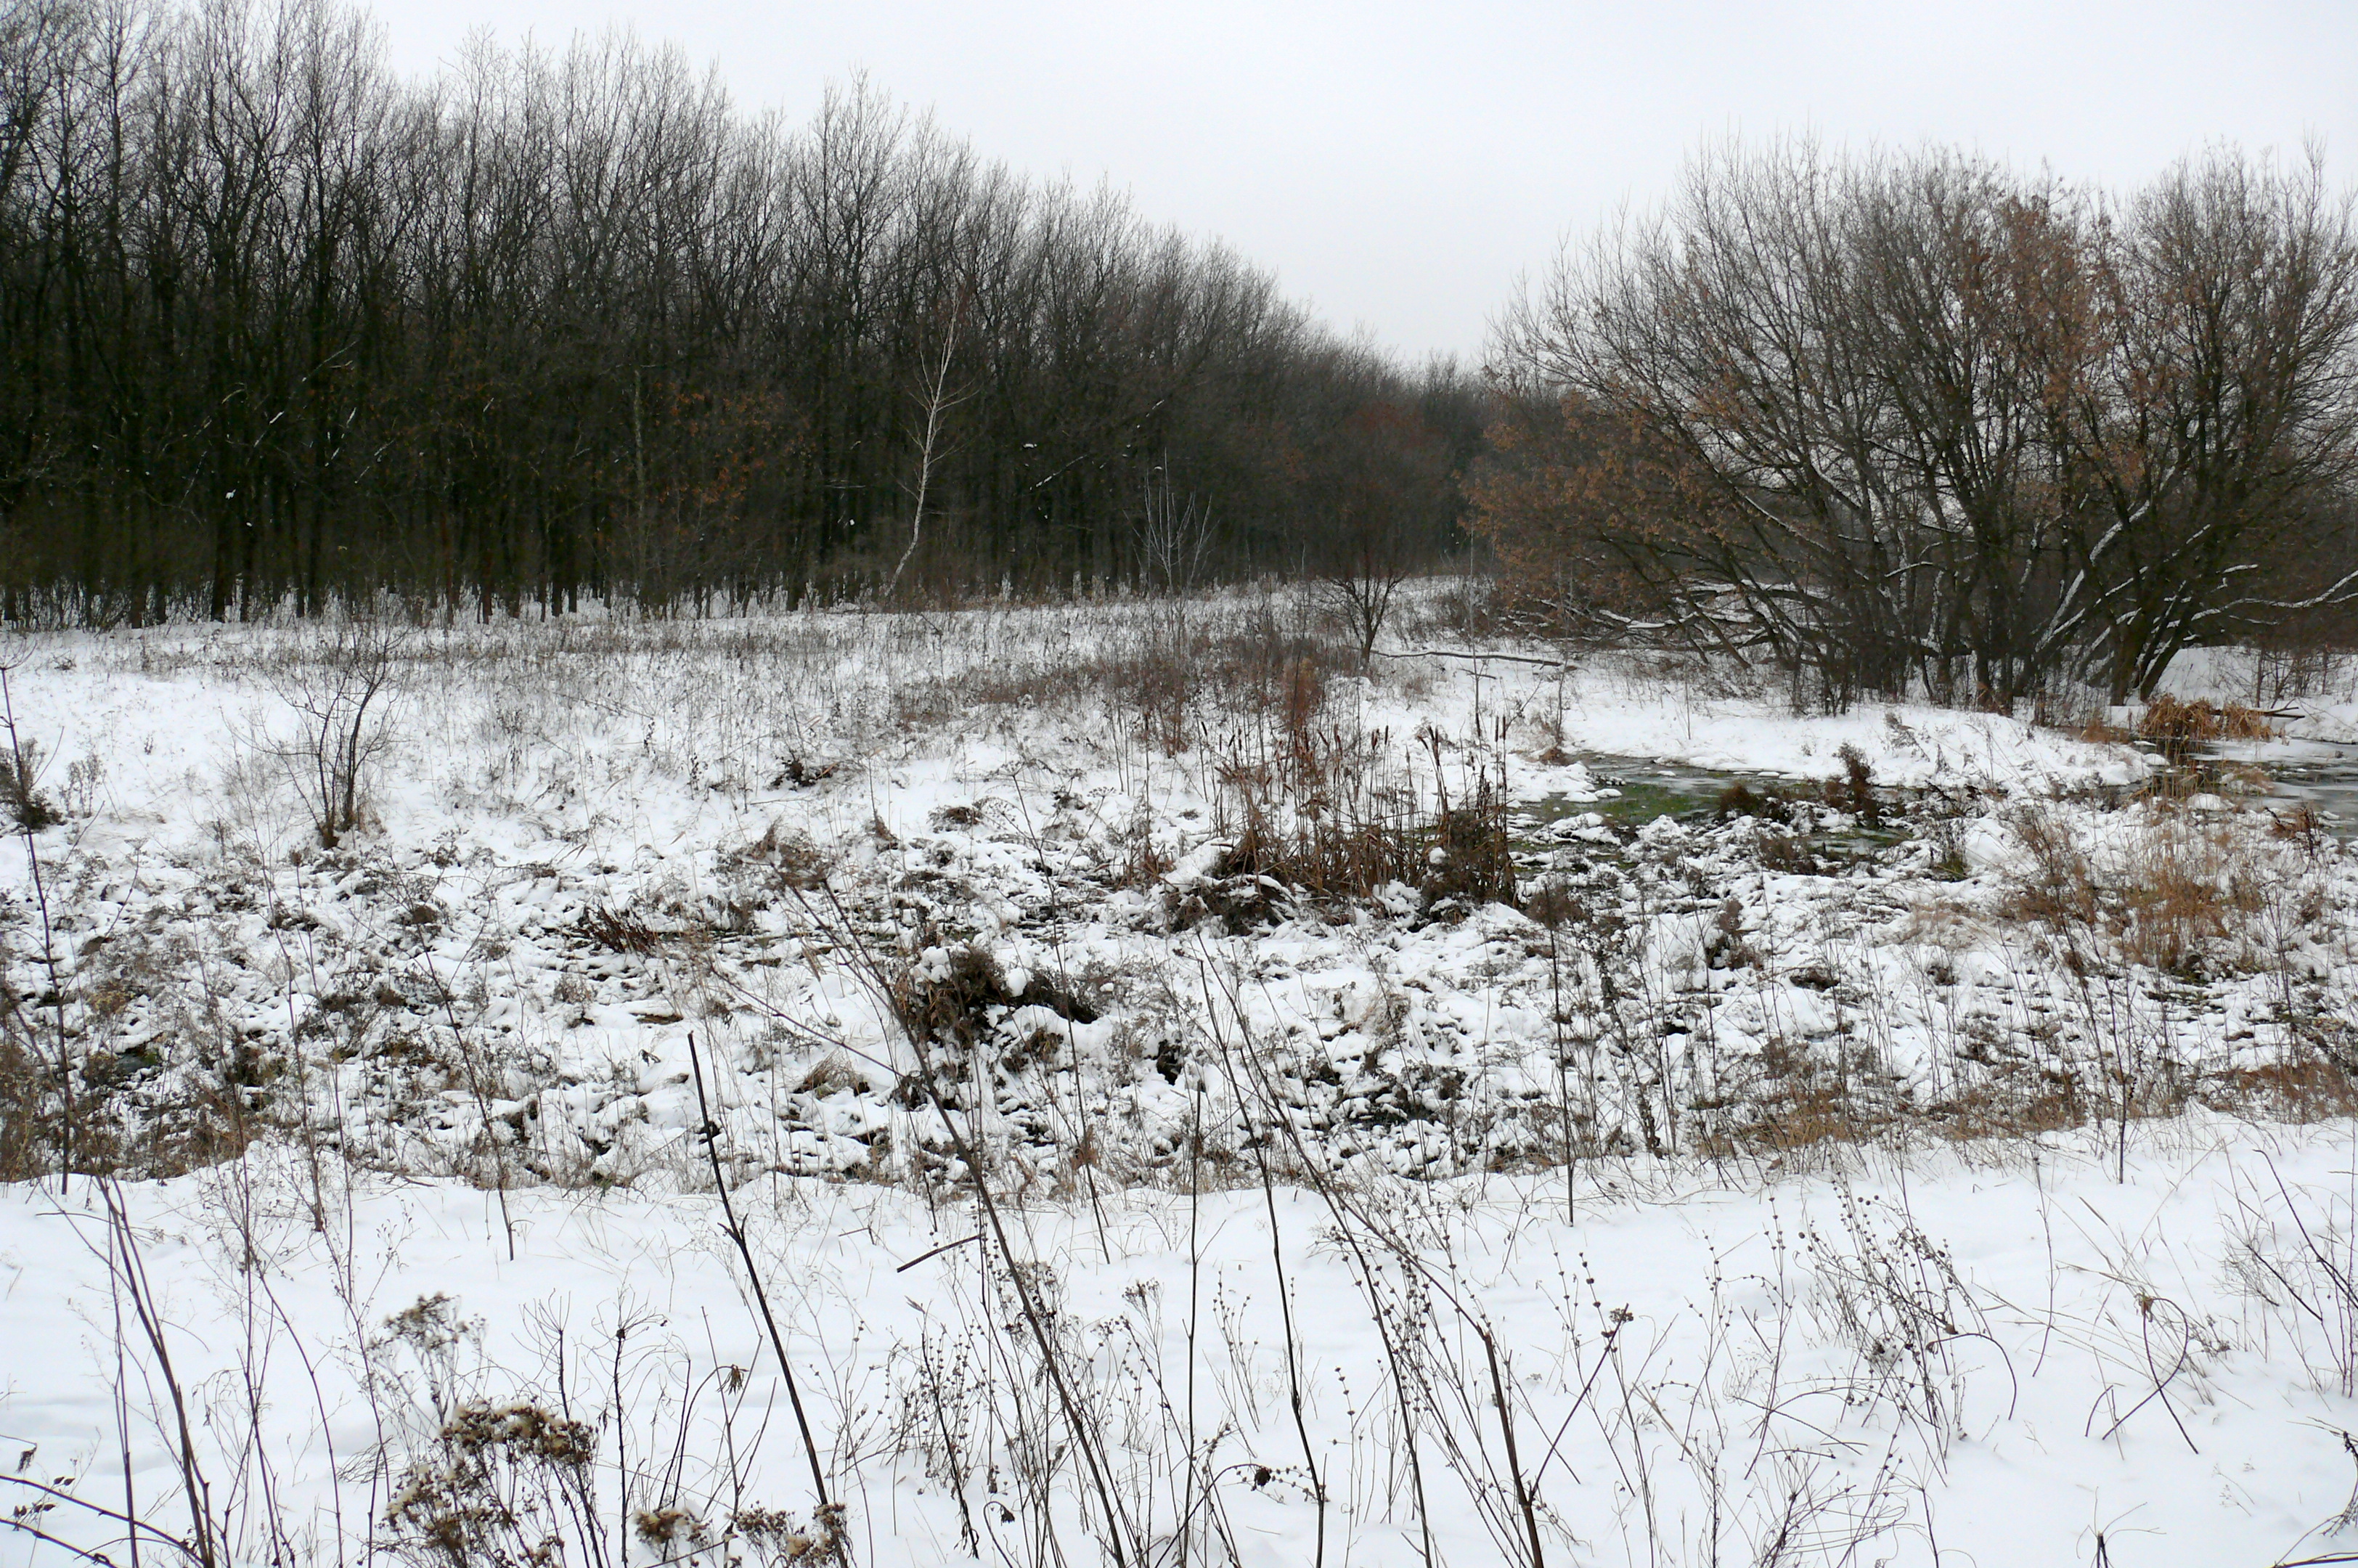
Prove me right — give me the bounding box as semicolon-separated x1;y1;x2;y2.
381;1398;602;1568
0;1029;49;1181
1132;470;1216;595
1395;573;1505;642
367;1276;846;1568
1196;724;1514;920
256;605;412;847
734;820;834;889
1800;1188;1992;1450
884;600;1353;756
2253;642;2353;705
0;734;58;830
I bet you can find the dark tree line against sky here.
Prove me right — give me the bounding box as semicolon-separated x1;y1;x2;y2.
11;0;2355;711
0;0;1480;623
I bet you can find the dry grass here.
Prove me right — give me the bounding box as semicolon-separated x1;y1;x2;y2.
2001;803;2270;976
0;1038;258;1182
0;1031;49;1181
884;600;1361;751
2138;693;2279;760
1195;719;1515;922
2203;1059;2358;1123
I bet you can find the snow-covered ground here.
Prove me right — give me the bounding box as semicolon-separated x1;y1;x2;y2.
7;589;2358;1564
10;1124;2358;1567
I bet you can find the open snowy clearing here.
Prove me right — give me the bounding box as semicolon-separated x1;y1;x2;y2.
9;589;2358;1564
5;589;2341;1181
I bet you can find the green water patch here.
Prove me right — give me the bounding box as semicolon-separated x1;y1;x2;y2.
1592;777;1718;826
1508;761;1759;869
1510;754;1774;833
1509;751;1930;875
1507;783;1705;859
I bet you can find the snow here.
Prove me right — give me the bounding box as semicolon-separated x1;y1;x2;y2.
9;1127;2358;1565
1528;664;2145;790
2;591;2356;1564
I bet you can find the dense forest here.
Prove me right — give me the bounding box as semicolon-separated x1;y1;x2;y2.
0;0;1480;622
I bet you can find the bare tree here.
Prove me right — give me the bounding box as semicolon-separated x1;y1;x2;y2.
888;298;971;600
1848;152;2095;703
1132;465;1215;596
1496;139;1948;703
1307;399;1451;668
2063;147;2358;701
1486;138;2358;708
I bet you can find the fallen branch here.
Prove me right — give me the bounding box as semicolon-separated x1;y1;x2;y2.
1374;645;1572;669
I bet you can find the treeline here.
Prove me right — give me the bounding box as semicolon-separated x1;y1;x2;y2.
1477;141;2358;706
0;0;1479;623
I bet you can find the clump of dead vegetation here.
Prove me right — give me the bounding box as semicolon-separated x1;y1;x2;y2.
1192;718;1514;927
2136;693;2280;761
1999;801;2280;979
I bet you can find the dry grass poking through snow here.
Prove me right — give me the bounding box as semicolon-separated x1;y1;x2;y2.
13;591;2358;1563
3;587;2357;1191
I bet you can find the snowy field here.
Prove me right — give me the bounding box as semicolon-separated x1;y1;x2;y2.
8;585;2358;1566
12;1124;2358;1568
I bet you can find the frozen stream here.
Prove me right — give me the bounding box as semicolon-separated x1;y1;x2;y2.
2195;736;2358;832
1541;740;2358;841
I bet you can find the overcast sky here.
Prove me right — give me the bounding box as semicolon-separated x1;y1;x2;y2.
376;1;2358;365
